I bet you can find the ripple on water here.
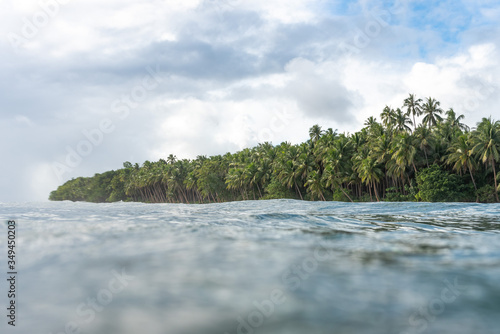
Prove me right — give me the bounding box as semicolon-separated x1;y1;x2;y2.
1;200;499;334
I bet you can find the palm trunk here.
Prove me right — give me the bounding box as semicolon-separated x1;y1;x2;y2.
492;159;499;202
160;185;167;202
256;183;263;198
341;187;353;203
384;175;389;198
295;181;304;200
468;167;479;203
197;191;203;203
179;187;189;204
153;186;161;203
320;191;326;201
146;187;154;202
373;181;380;202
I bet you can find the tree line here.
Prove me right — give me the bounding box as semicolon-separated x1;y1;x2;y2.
49;94;500;203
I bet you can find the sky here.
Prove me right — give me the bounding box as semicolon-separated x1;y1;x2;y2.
1;0;500;202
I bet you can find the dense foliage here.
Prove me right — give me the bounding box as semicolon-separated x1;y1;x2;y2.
50;95;500;203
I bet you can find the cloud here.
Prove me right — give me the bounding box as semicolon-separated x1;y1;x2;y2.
284;58;359;123
336;42;500;127
404;43;499;120
1;0;500;201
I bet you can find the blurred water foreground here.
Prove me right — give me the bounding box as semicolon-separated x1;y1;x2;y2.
1;200;499;334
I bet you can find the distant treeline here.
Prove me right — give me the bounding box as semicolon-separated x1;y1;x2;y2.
50;94;500;203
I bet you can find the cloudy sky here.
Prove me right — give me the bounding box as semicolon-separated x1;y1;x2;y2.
1;0;500;202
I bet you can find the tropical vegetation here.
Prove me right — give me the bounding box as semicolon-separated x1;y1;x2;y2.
50;95;500;203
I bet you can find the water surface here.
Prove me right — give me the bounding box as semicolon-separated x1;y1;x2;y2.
1;200;499;334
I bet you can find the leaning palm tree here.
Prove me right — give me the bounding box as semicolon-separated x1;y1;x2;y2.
403;93;423;131
305;170;326;201
322;163;353;202
446;108;469;132
472;117;500;202
358;157;383;201
445;133;479;202
422;97;443;128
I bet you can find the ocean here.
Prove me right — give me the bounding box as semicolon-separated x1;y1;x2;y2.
1;200;499;334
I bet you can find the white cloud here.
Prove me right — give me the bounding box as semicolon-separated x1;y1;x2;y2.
283;57;360;124
152;97;306;160
336;42;500;127
243;0;319;24
1;0;500;201
404;43;499;121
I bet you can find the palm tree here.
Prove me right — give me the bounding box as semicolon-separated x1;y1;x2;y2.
358;157;383;201
446;108;469;132
403;93;423;130
309;124;323;144
364;116;378;128
322;135;354;202
275;144;304;200
445;133;478;201
294;143;314;196
283;160;304;200
414;125;433;167
430;138;448;165
246;162;262;198
393;133;418;174
472;117;500;202
390;133;418;193
305;170;326;201
394;108;413;133
226;167;247;200
323;163;353;202
325;128;337;137
436;121;455;146
52;93;500;204
422;97;443;128
373;133;392;163
381;106;396;128
167;154;177;164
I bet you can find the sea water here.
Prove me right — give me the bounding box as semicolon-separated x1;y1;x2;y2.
1;200;499;334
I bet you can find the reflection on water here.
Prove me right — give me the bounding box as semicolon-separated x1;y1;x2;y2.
1;200;499;334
